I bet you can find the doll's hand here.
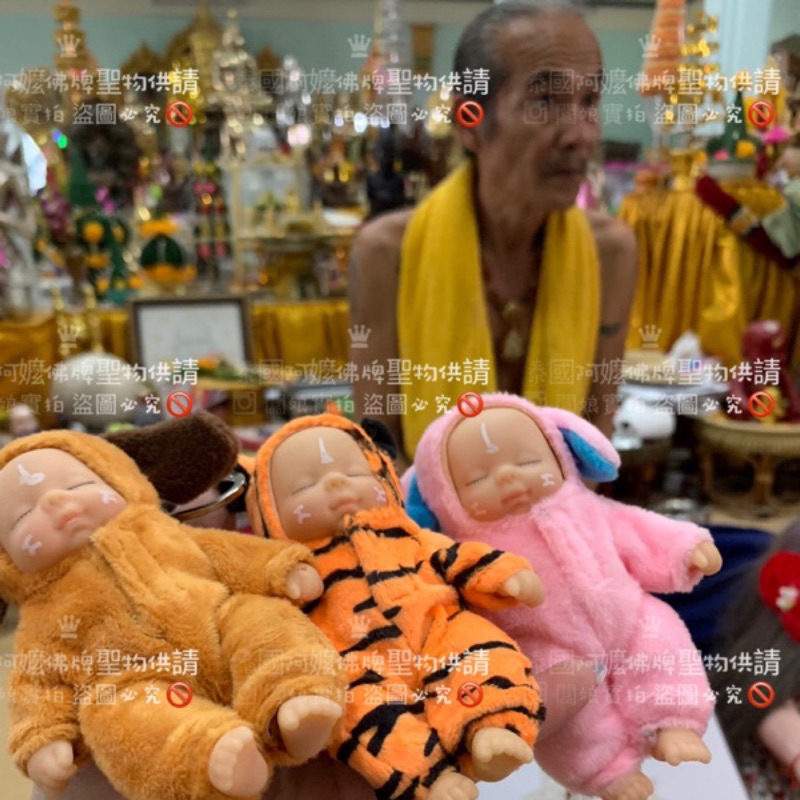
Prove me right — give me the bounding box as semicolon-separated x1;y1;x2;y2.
500;570;545;606
28;740;76;796
689;541;722;577
285;563;324;602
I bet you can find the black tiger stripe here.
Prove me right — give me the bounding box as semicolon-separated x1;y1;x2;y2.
337;701;426;764
422;756;454;788
303;596;322;615
392;777;420;800
431;544;460;580
370;526;415;540
324;566;366;589
349;670;385;689
506;724;521;737
447;608;464;621
451;550;503;590
340;624;403;656
423;729;440;757
375;770;403;800
384;605;402;619
422;641;519;685
366;564;420;585
482;675;516;690
313;536;349;556
353;597;378;613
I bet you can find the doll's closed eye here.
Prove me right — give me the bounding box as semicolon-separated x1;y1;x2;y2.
68;480;96;490
466;475;488;487
291;481;316;495
12;508;32;528
518;460;542;467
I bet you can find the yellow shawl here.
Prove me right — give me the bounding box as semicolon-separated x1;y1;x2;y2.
398;161;600;459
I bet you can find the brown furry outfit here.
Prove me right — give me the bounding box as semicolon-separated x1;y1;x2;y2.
0;431;345;800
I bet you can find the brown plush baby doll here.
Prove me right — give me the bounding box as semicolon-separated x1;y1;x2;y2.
0;430;346;800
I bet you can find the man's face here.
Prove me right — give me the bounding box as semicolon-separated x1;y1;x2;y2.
464;13;603;212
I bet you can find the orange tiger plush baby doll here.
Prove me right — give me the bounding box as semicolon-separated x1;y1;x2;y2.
246;413;545;800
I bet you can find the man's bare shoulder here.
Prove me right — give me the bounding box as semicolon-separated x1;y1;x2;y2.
352;209;414;264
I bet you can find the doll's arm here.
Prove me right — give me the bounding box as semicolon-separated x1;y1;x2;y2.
758;699;800;780
417;528;537;610
8;666;81;782
188;528;319;601
602;499;717;593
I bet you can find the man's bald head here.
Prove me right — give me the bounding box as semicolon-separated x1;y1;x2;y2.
453;0;591;129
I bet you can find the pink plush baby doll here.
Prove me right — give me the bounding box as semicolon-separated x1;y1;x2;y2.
408;393;723;800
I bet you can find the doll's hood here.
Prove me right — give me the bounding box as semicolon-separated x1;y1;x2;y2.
246;413;404;540
0;431;160;605
410;393;620;534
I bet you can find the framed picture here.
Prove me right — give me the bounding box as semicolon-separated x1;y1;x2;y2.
129;295;254;368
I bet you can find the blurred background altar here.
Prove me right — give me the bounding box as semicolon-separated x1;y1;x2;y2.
0;0;799;510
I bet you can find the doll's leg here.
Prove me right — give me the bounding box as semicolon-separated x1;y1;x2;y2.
78;679;270;800
217;594;346;766
533;682;653;799
421;608;542;781
616;596;714;765
332;678;476;799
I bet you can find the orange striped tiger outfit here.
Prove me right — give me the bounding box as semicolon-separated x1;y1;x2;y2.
246;414;543;799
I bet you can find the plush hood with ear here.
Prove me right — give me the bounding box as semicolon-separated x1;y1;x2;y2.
0;431;160;605
411;393;620;535
246;413;404;540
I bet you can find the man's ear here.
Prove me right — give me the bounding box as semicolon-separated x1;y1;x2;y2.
104;412;240;504
359;418;398;460
453;96;481;155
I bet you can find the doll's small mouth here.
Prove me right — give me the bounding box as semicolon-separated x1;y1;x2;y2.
56;511;81;530
501;490;529;505
331;497;359;512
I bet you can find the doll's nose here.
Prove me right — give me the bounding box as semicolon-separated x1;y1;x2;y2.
495;464;520;485
40;489;71;511
323;472;349;489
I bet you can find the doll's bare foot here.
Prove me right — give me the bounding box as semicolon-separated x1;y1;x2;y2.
276;695;343;760
209;726;270;798
601;769;654;800
427;769;479;800
651;728;711;766
470;727;533;782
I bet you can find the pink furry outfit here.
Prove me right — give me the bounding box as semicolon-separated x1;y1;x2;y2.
409;393;715;796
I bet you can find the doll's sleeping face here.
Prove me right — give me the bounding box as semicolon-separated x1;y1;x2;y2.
0;449;127;573
270;427;388;542
447;407;564;521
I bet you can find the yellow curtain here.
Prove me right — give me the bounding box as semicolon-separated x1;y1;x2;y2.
0;314;60;414
0;300;350;381
621;181;798;368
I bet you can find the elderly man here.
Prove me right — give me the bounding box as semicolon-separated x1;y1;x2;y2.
350;1;638;473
